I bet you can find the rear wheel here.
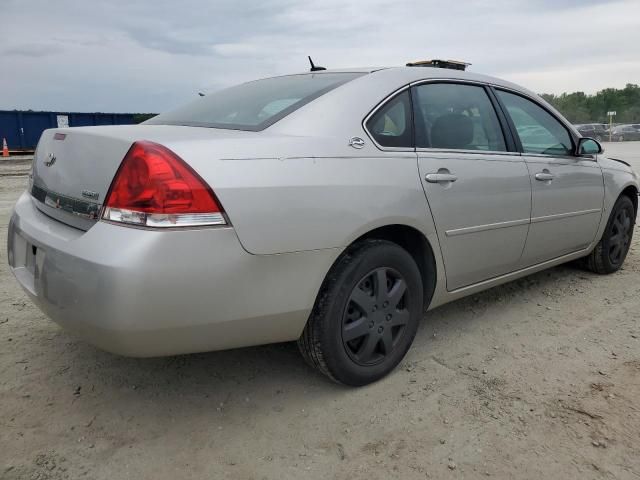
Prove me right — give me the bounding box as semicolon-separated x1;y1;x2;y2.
583;195;635;274
298;239;423;386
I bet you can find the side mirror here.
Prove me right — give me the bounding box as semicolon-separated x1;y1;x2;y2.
577;137;603;156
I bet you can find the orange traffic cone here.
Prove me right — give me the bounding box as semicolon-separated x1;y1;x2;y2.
2;138;9;157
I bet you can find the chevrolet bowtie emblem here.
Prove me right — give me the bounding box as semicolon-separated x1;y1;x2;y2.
44;153;57;167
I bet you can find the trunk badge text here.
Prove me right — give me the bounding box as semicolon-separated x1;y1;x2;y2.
348;137;366;149
82;190;100;201
44;153;57;167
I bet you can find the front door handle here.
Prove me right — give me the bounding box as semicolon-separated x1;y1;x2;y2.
425;173;458;183
535;172;554;181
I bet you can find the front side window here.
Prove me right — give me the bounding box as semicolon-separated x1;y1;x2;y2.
366;90;413;148
146;73;364;131
496;90;573;156
412;83;506;151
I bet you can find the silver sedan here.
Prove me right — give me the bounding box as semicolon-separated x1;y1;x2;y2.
8;63;639;385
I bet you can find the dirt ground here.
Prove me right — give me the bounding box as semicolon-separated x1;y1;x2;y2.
1;145;639;480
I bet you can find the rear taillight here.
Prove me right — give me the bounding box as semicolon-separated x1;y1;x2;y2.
102;141;226;228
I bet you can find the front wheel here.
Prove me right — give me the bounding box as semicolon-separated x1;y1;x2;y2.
583;195;635;274
298;239;423;386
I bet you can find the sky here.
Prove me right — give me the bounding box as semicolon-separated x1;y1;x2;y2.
1;0;639;113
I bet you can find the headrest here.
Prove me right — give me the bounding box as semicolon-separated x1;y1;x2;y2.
430;114;474;149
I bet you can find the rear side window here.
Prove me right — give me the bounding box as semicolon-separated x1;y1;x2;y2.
366;91;413;148
496;90;573;156
146;73;364;131
412;83;507;151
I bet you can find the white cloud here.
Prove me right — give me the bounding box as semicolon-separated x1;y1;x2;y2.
1;0;638;112
212;43;263;57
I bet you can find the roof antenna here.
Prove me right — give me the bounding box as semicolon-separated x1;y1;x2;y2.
308;56;326;72
198;92;205;97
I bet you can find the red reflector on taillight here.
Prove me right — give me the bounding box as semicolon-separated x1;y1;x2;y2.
102;141;226;227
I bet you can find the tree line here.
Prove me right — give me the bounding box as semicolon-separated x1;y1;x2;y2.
541;83;640;125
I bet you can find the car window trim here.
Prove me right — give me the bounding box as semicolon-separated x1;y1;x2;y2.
413;148;524;157
511;152;602;167
362;85;415;152
363;79;580;157
484;86;518;152
487;86;523;153
408;79;516;154
490;86;579;158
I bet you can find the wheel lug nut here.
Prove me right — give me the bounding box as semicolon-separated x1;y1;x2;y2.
369;321;374;328
372;305;378;312
377;326;384;333
383;301;389;308
386;314;392;321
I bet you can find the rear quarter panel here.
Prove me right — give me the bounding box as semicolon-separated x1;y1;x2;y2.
169;136;436;254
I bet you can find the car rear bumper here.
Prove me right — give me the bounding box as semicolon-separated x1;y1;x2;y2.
8;191;337;357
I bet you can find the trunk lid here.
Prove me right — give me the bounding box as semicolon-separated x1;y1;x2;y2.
32;128;133;230
30;125;257;230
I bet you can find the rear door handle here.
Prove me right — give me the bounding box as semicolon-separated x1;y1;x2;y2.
425;173;458;183
535;172;554;181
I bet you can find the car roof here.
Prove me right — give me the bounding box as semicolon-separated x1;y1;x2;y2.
252;66;539;102
295;66;536;96
269;65;570;137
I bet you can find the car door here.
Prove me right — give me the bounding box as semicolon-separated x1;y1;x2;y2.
413;82;531;291
494;89;604;266
629;126;640;141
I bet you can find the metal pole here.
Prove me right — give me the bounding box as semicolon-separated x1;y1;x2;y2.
609;115;613;142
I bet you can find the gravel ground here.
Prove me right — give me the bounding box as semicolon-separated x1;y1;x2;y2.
1;144;639;479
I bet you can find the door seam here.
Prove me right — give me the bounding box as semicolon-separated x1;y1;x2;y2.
517;158;534;264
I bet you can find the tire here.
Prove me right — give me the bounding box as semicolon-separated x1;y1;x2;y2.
583;195;635;274
298;239;424;386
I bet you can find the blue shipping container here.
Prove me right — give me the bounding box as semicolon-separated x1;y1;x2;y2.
0;110;137;150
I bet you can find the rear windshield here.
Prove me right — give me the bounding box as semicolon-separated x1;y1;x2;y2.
146;73;364;131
